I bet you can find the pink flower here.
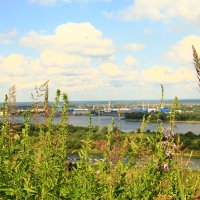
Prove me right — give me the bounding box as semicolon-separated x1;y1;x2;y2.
110;162;115;167
162;141;167;150
172;143;176;149
164;133;171;139
166;151;173;159
163;163;169;170
164;128;175;139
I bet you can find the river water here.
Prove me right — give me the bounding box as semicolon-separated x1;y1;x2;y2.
68;115;200;134
11;115;200;134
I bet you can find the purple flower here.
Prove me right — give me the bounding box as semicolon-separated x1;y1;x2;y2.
157;164;161;170
163;163;169;170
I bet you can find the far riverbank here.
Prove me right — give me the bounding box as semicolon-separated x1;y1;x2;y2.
124;118;200;124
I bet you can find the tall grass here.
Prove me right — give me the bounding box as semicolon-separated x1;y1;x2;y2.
0;84;199;200
192;45;200;88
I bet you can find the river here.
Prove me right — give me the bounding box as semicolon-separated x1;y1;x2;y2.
68;115;200;134
11;115;200;134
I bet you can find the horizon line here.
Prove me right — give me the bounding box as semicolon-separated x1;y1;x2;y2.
0;98;199;104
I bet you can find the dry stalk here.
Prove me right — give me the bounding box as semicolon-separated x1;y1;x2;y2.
39;80;50;125
8;85;16;125
192;45;200;87
31;85;43;125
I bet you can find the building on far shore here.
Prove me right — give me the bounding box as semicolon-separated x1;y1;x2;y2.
160;109;171;113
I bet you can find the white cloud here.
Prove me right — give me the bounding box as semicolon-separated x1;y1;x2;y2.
1;22;199;100
100;63;121;77
17;23;118;96
0;54;47;95
0;50;197;100
0;23;119;100
0;29;17;44
141;66;194;84
40;50;91;67
20;22;114;58
124;43;145;52
112;0;200;24
0;53;195;100
124;55;137;67
1;54;29;75
0;54;46;86
166;35;200;65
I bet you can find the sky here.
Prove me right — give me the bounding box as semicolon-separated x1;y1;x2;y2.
0;0;200;102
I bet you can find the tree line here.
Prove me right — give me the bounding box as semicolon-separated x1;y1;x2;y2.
125;111;200;121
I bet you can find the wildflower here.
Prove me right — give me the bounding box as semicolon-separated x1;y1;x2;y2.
163;163;169;170
172;143;176;149
164;128;175;139
157;164;161;170
171;131;175;138
110;161;115;167
162;141;167;150
164;133;171;139
166;151;173;159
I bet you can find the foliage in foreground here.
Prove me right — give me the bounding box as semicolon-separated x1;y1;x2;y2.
0;85;200;200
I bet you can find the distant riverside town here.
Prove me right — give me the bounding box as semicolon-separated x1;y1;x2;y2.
0;100;199;117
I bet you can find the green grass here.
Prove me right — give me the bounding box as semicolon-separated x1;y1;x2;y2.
0;85;200;199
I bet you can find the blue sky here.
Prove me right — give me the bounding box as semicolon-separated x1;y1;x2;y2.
0;0;200;102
